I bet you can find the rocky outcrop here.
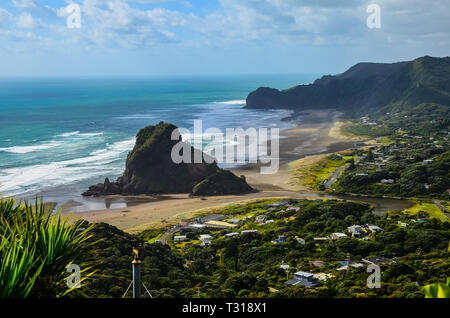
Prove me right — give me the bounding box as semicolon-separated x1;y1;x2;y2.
191;170;253;196
83;122;253;196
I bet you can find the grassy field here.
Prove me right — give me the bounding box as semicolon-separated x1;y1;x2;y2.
293;153;354;190
404;201;448;221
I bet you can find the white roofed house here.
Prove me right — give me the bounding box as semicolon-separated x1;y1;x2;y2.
173;235;187;242
199;234;212;246
347;225;364;238
330;233;347;240
367;225;383;233
228;218;241;225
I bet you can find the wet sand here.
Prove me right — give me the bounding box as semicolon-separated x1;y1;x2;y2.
69;109;378;233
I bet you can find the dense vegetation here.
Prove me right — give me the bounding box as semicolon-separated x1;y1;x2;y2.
80;199;449;298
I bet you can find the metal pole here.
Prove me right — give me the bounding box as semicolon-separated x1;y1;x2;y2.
132;248;142;299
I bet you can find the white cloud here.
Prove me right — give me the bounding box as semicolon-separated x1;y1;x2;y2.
17;13;36;28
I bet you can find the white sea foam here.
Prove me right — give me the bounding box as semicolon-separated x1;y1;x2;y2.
57;131;80;137
56;131;103;137
0;138;135;196
0;142;62;154
215;100;246;105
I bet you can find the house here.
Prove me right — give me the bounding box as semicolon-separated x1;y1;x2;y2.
280;264;290;271
313;273;334;281
286;206;301;212
398;221;408;227
285;271;321;287
265;220;274;224
347;225;364;238
199;234;212;246
330;233;347;240
173;235;187;242
272;235;286;244
205;220;237;229
255;215;267;224
314;237;331;243
225;232;239;238
199;234;212;241
228;218;241;225
423;159;433;165
241;230;259;236
368;225;383;233
381;179;394;184
309;260;324;267
295;236;306;245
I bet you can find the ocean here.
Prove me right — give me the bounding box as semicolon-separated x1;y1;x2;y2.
0;75;315;210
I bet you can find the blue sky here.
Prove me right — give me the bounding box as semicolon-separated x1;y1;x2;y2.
0;0;449;76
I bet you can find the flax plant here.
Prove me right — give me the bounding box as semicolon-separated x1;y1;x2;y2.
0;197;96;298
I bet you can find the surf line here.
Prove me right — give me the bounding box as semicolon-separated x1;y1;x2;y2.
170;120;280;174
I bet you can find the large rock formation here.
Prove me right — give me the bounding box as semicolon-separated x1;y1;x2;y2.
83;122;253;196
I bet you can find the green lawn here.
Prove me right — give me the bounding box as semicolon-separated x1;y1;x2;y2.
405;202;448;221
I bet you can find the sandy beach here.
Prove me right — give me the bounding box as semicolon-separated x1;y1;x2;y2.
69;109;366;233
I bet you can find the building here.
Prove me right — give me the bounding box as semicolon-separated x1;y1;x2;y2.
330;233;347;240
295;236;306;245
309;260;324;267
348;225;364;238
225;232;239;238
313;273;334;281
381;179;394;184
228;218;241;225
272;235;286;244
173;235;187;242
423;159;433;165
241;230;259;235
199;234;212;241
286;206;301;212
314;237;331;243
368;225;383;233
199;234;212;246
205;220;237;229
285;271;321;287
255;215;267;224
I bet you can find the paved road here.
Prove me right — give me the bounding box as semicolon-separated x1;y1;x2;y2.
433;200;450;219
324;165;349;189
161;226;178;244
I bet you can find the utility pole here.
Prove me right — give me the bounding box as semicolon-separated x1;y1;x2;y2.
132;248;142;298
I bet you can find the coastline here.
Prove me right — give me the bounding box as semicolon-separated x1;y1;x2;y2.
66;109;395;233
